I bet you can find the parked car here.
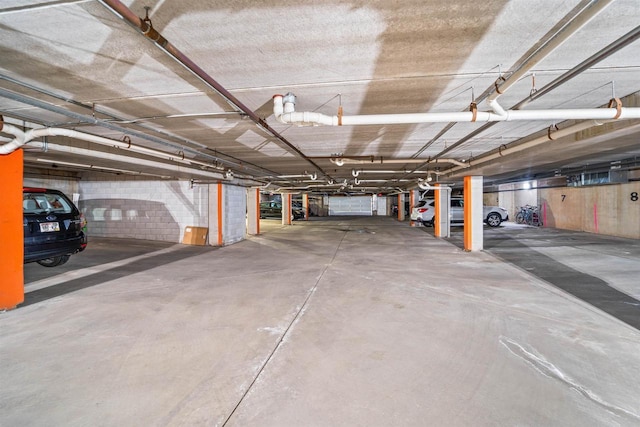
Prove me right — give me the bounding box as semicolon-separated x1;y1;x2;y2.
410;197;508;227
23;188;87;267
260;201;305;220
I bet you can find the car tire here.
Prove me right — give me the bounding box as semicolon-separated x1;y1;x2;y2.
486;212;502;227
37;254;71;267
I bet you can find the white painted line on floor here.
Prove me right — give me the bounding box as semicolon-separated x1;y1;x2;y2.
24;244;184;293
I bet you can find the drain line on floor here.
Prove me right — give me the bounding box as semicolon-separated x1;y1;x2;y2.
222;231;349;425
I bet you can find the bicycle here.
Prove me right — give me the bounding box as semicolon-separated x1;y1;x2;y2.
515;205;543;226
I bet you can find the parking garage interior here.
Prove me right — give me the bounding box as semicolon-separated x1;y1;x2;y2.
2;1;640;425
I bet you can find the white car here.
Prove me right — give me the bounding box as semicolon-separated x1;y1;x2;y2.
410;198;508;227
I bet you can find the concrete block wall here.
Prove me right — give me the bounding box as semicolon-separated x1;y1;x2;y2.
309;195;328;216
486;182;640;239
224;184;246;245
484;182;539;221
23;176;79;201
79;177;208;243
540;182;640;239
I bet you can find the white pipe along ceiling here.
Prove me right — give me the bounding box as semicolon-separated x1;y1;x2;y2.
273;94;640;127
0;123;231;181
1;0;640;194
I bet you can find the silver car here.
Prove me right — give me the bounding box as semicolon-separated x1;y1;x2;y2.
410;197;508;227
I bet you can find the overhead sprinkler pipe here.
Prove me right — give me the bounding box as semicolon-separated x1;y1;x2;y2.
274;93;640;127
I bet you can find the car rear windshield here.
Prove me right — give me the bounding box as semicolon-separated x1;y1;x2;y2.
23;192;74;214
416;200;434;207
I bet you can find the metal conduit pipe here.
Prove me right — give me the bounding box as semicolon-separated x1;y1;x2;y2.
486;0;614;107
434;25;640;160
0;124;222;173
411;1;607;159
98;0;328;179
415;2;624;165
0;88;255;172
276;172;318;180
354;179;397;184
29;142;227;180
274;94;640;126
329;156;468;167
352;169;432;176
444;119;608;176
435;0;616;160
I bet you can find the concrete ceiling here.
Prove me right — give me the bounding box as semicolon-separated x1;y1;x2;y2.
1;0;639;193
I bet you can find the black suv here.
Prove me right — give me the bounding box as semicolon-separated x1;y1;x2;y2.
23;188;87;267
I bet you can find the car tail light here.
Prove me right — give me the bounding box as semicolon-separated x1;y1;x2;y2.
418;208;428;213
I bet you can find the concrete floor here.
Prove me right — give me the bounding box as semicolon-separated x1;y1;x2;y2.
2;217;640;426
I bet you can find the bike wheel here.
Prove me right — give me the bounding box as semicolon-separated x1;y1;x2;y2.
515;212;525;224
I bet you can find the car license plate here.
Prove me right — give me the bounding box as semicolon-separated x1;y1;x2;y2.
40;222;60;232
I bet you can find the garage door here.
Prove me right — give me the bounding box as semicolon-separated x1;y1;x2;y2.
328;196;373;216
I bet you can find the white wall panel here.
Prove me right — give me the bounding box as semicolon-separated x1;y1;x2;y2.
328;196;372;216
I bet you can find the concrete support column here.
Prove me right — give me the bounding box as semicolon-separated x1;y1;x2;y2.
209;182;247;246
464;176;484;251
0;150;24;309
397;193;405;221
246;187;260;235
302;193;309;220
409;190;419;222
281;193;292;225
434;183;451;238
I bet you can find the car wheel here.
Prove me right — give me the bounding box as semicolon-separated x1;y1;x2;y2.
486;212;502;227
37;254;71;267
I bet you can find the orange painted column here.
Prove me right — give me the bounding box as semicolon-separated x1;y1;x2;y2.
256;188;261;234
217;182;223;246
434;183;441;236
397;193;405;221
463;175;484;251
282;193;292;225
409;190;415;224
463;176;472;250
0;149;25;309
